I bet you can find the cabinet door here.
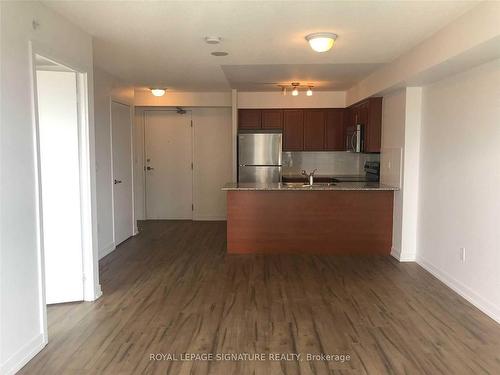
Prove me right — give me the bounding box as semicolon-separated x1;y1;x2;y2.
261;109;283;130
304;109;326;151
238;109;261;130
325;109;345;151
364;97;382;153
283;110;304;151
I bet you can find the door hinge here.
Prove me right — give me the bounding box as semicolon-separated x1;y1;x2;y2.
191;162;193;170
190;120;193;127
191;204;194;211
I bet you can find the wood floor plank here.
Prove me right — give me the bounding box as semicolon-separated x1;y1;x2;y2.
18;220;500;374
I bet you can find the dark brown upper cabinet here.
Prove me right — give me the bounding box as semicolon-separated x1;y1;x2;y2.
238;109;261;130
347;98;382;153
364;97;382;153
283;110;304;151
325;109;345;151
303;109;326;151
239;105;381;153
261;109;283;130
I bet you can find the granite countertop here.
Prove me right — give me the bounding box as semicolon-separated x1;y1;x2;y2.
222;182;399;191
282;174;370;182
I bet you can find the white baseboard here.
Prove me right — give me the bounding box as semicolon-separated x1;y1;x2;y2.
417;256;500;325
193;215;227;221
98;241;116;260
0;333;46;375
390;247;416;262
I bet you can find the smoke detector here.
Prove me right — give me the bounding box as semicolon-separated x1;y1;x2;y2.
205;36;221;44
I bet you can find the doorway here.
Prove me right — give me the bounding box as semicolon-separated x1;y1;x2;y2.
32;49;99;320
111;101;134;246
35;61;85;304
144;110;193;219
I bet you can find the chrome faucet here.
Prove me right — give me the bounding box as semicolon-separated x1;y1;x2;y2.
301;169;317;185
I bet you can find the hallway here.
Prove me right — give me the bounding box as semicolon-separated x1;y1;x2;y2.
20;221;500;374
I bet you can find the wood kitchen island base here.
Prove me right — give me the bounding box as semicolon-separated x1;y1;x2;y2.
226;189;394;255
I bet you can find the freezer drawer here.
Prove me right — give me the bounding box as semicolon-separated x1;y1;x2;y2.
238;166;282;183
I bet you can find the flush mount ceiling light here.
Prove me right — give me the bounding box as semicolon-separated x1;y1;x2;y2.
305;32;337;53
150;88;166;97
307;86;313;96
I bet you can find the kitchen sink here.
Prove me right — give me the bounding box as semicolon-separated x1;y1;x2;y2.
282;182;336;188
282;182;309;188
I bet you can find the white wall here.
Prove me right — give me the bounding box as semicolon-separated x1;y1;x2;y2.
380;90;406;260
93;67;134;259
135;90;231;107
380;88;422;262
134;107;232;220
0;2;97;373
192;108;232;220
346;2;500;105
417;59;500;323
133;110;146;220
237;91;345;108
93;68;115;258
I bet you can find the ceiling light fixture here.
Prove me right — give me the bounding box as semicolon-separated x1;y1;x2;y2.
280;86;287;96
307;86;313;96
150;88;166;97
291;82;300;96
305;32;337;53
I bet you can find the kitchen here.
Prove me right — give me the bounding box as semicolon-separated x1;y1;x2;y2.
224;97;398;255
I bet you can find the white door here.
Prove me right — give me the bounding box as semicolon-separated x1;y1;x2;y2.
37;70;84;304
112;101;134;245
145;110;193;219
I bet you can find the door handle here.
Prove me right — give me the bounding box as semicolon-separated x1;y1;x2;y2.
114;179;122;184
146;166;154;171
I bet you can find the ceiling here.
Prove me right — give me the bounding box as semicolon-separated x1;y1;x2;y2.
44;1;477;92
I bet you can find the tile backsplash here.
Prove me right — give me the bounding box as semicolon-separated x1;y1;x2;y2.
282;151;380;176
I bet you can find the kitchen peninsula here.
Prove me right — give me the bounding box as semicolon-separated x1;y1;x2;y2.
222;182;397;255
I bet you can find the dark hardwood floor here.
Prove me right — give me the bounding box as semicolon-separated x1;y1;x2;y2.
20;221;500;374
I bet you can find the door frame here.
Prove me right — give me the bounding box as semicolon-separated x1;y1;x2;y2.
110;99;137;248
29;42;100;346
143;109;194;220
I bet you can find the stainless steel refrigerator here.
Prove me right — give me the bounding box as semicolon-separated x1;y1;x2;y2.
238;133;282;183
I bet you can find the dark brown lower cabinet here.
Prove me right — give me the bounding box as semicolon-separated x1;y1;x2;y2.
227;190;394;255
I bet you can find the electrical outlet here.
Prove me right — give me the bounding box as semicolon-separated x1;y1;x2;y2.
460;247;466;263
